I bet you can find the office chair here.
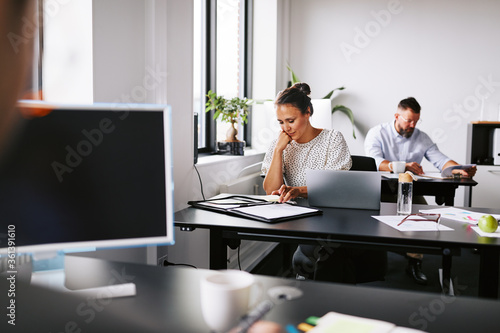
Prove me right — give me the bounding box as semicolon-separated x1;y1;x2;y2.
350;155;377;171
237;162;263;178
292;154;387;284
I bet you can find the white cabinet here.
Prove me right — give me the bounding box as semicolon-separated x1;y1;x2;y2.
471;165;500;209
466;122;500;208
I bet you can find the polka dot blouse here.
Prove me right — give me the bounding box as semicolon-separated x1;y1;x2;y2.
261;129;352;187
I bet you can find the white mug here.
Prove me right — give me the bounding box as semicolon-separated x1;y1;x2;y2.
200;270;259;332
391;161;406;174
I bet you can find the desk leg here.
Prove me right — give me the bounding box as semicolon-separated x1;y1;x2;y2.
441;248;453;296
479;248;499;299
209;229;227;270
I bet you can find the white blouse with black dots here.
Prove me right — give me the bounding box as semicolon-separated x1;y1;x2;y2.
261;129;352;188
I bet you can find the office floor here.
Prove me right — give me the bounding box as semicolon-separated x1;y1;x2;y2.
362;250;486;298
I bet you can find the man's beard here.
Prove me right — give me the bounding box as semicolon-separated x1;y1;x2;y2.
400;128;414;138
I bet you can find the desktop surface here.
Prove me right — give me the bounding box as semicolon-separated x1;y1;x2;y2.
2;256;500;333
175;202;500;298
176;202;500;249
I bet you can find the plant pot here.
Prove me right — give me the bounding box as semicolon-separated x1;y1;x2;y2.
226;122;238;142
217;141;245;155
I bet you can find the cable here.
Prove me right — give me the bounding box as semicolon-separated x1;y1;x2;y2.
193;163;206;200
237;244;242;270
162;260;197;269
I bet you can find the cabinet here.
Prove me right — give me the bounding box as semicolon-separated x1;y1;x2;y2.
466;122;500;208
470;165;500;208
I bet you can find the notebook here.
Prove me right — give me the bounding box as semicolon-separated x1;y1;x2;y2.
187;194;322;223
306;169;381;210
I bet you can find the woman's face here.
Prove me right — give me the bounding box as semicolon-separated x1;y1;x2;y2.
276;104;310;142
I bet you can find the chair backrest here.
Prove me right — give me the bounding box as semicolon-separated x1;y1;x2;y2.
237;162;263;178
350;155;377;171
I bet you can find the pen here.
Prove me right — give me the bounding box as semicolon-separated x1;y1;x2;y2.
228;299;274;333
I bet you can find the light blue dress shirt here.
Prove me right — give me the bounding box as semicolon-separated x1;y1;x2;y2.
364;121;451;171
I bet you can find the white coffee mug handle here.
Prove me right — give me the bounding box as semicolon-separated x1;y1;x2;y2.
389;162;393;172
249;281;264;309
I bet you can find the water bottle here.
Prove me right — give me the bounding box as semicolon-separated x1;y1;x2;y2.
397;173;413;215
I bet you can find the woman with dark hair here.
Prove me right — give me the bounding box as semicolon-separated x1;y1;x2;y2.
262;83;386;284
262;82;352;202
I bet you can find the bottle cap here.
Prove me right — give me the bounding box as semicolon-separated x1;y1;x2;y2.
399;172;413;183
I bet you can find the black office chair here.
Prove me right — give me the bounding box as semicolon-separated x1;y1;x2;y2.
292;154;387;284
350;155;377;171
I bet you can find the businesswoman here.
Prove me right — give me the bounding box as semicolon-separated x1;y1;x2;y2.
262;82;352;202
262;83;361;283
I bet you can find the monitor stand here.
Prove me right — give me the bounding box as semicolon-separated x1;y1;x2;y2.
30;251;136;299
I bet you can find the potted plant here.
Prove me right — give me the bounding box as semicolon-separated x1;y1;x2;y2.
205;90;252;155
288;66;356;138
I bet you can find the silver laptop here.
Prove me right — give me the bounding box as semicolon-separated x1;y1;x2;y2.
306;169;381;210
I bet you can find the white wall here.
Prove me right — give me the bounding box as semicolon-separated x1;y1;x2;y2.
284;0;500;205
286;0;500;163
93;0;147;103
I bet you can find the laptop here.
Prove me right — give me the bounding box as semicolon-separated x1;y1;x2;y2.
306;169;381;210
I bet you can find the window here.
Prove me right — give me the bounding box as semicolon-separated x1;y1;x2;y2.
195;0;252;153
195;0;281;155
42;1;93;103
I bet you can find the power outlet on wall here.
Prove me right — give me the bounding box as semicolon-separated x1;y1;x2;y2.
158;254;169;266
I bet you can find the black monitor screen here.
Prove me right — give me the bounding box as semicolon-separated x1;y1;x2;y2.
0;103;174;254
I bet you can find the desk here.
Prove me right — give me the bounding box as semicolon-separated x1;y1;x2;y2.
3;256;500;332
382;176;478;206
175;203;500;299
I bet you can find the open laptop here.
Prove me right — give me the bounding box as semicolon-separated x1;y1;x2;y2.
306;169;381;210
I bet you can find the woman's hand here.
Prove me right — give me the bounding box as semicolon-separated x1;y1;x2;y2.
271;184;302;203
274;131;292;153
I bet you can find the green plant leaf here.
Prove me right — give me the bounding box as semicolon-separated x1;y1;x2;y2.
332;105;356;139
286;65;300;84
205;90;252;126
323;87;346;99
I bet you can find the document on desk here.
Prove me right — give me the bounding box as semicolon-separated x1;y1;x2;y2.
372;215;453;232
419;207;500;224
231;203;322;223
188;194;321;223
470;226;500;238
381;172;446;180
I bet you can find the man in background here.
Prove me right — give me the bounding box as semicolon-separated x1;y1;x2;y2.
365;97;476;285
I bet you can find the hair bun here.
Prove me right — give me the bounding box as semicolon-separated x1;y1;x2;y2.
292;82;311;96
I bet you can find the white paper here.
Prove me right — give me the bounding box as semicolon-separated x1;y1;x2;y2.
309;311;396;333
470;226;500;238
381;172;444;180
232;204;316;219
419;207;500;224
372;215;453;232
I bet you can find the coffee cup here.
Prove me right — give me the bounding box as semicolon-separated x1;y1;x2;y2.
200;270;260;332
391;161;406;174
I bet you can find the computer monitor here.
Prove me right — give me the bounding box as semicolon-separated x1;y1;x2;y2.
0;101;174;296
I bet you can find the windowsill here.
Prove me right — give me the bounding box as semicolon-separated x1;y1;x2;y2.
196;149;265;166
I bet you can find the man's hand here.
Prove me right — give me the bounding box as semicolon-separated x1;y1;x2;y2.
453;165;477;178
405;162;424;175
